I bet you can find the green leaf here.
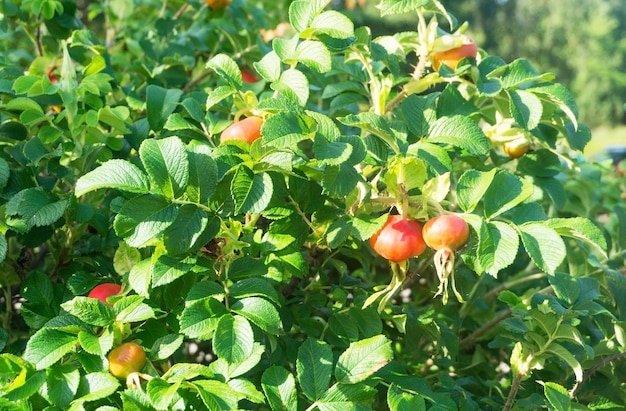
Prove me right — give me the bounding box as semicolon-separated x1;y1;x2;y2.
307;10;354;39
163;112;197;132
517;149;562;177
288;0;314;32
273;35;299;63
6;188;68;228
428;116;490;158
542;382;571;411
43;365;80;408
297;338;333;401
206;85;236;109
377;0;434;17
496;58;547;89
519;223;566;274
162;205;211;255
151;255;195;288
318;382;377;411
483;171;534;218
0;233;7;264
210;342;266;381
261;366;298;411
401;95;436;139
23;328;77;370
544;217;607;258
179;298;228;340
139;136;189;199
3;365;46;402
60;297;115;327
193;380;240;411
0;121;28;141
409;141;452;175
228;378;266;404
262;111;314;148
75;159;150;197
150;334;184;361
186;142;217;204
146;85;183;131
339;112;399;153
162;363;214;383
72;372;120;404
313;135;353;166
0;157;10;192
296;40;332;73
565;122;591;152
530;83;579;129
77;329;113;357
146;378;182;411
383;156;427;199
271;68;309;106
231;296;282;335
229;278;281;306
457;169;497;213
114;295;156;323
206;53;242;87
387;383;426;411
213;315;254;364
544;342;583;383
128;258;152;298
508;89;542;130
113;194;179;247
437;85;480;118
483;221;520;277
325;215;352;248
335;335;392;384
113;241;142;276
255;50;282;83
322;164;363;198
231;168;273;214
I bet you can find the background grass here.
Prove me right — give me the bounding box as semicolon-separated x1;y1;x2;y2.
586;126;626;161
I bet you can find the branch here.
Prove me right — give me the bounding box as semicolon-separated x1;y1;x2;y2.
459;308;513;350
569;351;626;398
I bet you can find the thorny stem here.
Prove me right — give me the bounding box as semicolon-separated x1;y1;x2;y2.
569;352;626;398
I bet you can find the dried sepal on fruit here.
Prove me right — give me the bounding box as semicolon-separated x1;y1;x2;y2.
422;214;470;303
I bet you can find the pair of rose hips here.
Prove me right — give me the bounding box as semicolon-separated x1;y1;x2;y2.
369;213;470;303
370;214;469;263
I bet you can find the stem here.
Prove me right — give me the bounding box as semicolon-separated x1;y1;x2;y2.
173;2;190;19
354;52;383;115
483;272;547;301
569;352;626;398
18;22;43;57
288;195;324;239
459;308;512;350
503;372;523;411
2;286;11;331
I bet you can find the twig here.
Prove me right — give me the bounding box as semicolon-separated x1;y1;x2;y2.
459;308;513;350
569;351;626;398
503;372;523;411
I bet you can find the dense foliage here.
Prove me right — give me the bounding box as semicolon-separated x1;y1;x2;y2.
1;0;626;410
355;0;626;127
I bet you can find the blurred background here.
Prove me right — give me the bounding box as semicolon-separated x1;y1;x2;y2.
339;0;626;161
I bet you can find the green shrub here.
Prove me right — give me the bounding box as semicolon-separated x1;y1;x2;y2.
1;0;625;410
